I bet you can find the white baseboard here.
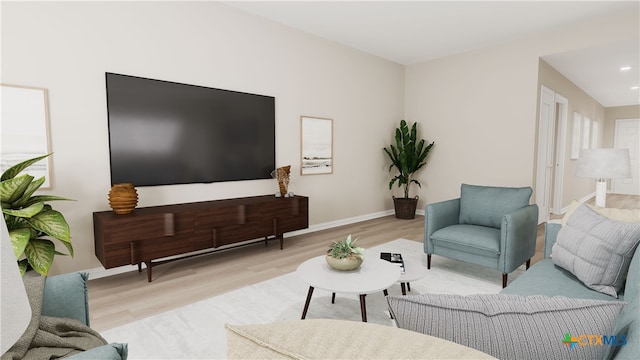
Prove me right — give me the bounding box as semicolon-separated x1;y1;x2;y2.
85;209;398;280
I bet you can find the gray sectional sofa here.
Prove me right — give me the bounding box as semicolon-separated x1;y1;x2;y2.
501;221;639;359
388;203;639;359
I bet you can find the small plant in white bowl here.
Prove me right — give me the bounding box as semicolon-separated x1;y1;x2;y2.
326;234;365;271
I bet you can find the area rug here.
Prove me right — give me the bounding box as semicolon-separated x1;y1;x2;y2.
101;238;524;359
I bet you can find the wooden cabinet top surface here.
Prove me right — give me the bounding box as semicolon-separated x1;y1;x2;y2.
94;194;308;217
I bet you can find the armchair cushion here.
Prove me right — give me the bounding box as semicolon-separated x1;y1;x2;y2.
387;293;625;360
431;225;500;257
459;184;532;229
552;204;640;298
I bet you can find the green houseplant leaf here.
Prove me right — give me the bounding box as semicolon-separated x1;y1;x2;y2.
9;228;31;258
28;209;71;243
0;174;34;203
24;239;55;276
0;153;74;276
2;202;45;218
12;176;46;208
1;153;50;181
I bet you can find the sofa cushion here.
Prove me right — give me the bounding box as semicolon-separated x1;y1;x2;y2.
42;272;90;326
225;319;494;359
67;343;128;360
500;259;626;301
552;204;640;298
431;224;501;257
387;293;625;360
459;184;532;229
562;200;640;226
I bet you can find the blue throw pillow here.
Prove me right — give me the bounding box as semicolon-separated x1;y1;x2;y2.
42;272;90;326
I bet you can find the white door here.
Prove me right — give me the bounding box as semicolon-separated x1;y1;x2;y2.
552;95;568;214
613;118;640;195
535;86;556;223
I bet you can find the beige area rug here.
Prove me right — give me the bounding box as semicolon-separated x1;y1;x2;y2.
101;238;524;359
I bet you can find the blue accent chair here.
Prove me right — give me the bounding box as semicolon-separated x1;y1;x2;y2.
424;184;539;288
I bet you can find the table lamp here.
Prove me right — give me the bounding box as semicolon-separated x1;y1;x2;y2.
576;148;632;208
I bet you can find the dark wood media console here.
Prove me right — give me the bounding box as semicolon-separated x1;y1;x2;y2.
93;195;308;282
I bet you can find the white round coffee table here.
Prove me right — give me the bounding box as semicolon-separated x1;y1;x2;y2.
296;255;401;322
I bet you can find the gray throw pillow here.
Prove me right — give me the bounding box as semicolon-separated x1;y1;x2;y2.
552;204;640;298
458;184;532;228
387;293;625;360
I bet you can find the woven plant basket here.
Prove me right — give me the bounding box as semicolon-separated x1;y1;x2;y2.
393;196;419;220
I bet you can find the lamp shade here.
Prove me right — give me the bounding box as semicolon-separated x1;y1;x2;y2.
1;218;31;355
576;148;632;179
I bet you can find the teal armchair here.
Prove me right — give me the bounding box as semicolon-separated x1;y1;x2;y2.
424;184;538;288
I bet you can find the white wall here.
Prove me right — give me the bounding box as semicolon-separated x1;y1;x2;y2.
1;2;405;274
404;10;639;207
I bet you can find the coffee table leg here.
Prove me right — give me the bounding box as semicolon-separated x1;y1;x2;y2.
331;292;336;304
401;282;407;295
359;294;367;322
407;282;411;292
383;289;388;296
301;286;314;320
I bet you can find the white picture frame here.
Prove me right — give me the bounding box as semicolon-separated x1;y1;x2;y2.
0;84;52;188
300;116;333;175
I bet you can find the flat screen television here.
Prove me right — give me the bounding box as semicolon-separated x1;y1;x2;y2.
105;73;276;187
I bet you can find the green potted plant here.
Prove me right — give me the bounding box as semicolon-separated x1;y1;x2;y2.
383;120;435;219
1;154;73;275
326;234;365;271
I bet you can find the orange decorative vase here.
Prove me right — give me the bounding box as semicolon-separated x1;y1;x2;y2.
108;183;138;214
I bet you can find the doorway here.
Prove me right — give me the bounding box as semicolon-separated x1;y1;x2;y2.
612;118;640;195
535;85;568;223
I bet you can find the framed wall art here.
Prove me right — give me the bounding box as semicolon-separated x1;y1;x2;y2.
300;116;333;175
1;84;52;188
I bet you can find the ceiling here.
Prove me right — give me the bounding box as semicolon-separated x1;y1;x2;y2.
226;1;639;107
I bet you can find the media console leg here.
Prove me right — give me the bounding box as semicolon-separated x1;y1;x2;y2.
145;261;153;282
137;263;142;272
301;286;314;320
279;234;284;250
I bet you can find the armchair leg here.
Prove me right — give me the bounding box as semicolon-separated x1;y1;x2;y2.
427;255;431;269
526;259;531;270
502;273;507;288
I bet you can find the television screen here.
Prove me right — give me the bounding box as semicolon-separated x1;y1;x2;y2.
105;73;276;187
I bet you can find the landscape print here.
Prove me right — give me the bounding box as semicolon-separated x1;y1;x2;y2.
1;85;52;188
301;116;333;175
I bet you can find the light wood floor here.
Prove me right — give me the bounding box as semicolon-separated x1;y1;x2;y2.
88;194;639;332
